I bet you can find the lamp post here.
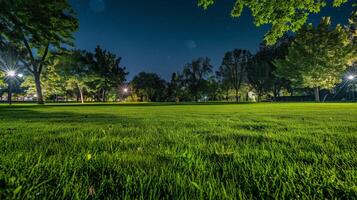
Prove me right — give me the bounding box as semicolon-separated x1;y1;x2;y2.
121;87;129;102
347;75;356;101
6;70;23;105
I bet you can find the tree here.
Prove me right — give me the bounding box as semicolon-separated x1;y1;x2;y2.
57;50;94;103
0;0;78;104
246;38;293;101
167;72;184;102
0;44;25;102
131;72;167;102
205;75;222;101
219;49;251;102
182;57;213;101
21;62;66;102
198;0;351;44
348;10;357;70
246;56;273;102
275;17;356;102
92;46;128;102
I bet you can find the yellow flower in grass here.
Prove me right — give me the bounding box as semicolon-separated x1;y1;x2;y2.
86;153;92;161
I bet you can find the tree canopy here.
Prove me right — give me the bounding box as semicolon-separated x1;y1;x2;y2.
131;72;167;102
0;0;78;103
218;49;251;102
275;17;356;102
198;0;351;44
182;57;213;101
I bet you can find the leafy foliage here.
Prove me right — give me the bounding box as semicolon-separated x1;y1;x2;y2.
182;57;213;101
247;37;293;101
91;46;128;102
275;17;356;101
198;0;351;44
0;0;78;103
218;49;251;101
131;72;167;102
167;72;185;102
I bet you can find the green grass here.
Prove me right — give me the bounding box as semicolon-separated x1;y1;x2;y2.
0;103;356;199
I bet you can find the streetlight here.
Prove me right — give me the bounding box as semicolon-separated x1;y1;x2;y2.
347;74;356;101
7;70;16;77
5;70;23;105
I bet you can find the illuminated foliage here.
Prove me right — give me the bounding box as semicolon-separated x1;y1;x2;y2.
275;17;356;102
198;0;351;44
0;0;78;104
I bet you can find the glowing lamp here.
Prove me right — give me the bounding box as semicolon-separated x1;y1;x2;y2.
7;70;16;77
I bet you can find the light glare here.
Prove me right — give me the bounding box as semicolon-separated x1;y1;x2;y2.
7;70;16;77
347;75;355;80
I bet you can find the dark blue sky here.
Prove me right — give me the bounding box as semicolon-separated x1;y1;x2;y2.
70;0;353;80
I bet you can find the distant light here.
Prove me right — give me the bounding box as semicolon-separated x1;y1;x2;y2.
7;70;16;77
347;75;355;80
123;88;128;93
17;73;23;78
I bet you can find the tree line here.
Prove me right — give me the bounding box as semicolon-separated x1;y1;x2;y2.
0;1;356;103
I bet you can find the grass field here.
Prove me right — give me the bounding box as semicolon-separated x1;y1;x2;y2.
0;103;356;199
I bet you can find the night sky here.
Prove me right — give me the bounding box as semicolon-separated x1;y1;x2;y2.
70;0;354;80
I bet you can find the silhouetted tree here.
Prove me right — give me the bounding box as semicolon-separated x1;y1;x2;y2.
92;46;128;102
219;49;251;102
131;72;167;102
182;57;213;101
167;72;184;102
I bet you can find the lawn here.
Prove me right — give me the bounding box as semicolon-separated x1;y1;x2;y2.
0;103;356;199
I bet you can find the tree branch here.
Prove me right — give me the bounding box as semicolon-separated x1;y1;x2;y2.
22;38;35;63
38;44;49;73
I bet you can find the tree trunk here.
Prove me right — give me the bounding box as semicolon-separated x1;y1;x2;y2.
273;89;279;102
34;72;44;104
257;93;261;102
226;88;229;101
79;87;84;104
102;90;106;102
235;89;239;102
314;87;320;102
8;81;12;105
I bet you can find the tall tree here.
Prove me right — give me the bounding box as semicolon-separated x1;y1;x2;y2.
219;49;251;102
57;50;94;103
21;61;66;102
247;38;293;101
275;17;356;102
92;46;128;102
0;0;78;104
131;72;167;102
167;72;184;102
246;57;273;102
182;57;213;101
198;0;351;44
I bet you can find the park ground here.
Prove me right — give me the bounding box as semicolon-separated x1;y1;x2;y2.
0;103;356;199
